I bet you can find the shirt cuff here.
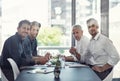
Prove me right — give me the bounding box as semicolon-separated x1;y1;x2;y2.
71;55;78;61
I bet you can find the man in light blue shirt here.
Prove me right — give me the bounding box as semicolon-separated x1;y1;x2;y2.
84;18;120;80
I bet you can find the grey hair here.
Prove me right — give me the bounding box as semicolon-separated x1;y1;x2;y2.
72;24;83;30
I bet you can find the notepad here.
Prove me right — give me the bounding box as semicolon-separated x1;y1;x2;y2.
66;62;89;68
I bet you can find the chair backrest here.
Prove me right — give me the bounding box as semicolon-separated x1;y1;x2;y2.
1;68;8;81
7;58;20;80
103;69;113;81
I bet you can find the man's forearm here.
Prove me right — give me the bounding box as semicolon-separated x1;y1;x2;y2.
65;56;74;61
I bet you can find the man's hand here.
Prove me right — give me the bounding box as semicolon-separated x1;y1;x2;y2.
65;56;74;61
69;47;81;60
92;66;104;72
92;64;112;72
33;56;48;65
69;47;77;55
45;52;51;61
39;56;48;65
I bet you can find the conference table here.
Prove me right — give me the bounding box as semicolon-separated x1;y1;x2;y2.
15;62;102;81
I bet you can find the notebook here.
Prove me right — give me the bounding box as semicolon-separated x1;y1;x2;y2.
66;62;89;68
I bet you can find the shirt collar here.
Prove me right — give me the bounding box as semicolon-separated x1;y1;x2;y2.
90;33;100;40
15;32;23;42
28;36;36;42
77;35;83;42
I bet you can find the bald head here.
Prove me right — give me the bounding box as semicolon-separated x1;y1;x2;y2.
86;18;99;28
86;18;99;37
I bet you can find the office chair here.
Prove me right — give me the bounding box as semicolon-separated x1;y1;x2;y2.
7;58;20;80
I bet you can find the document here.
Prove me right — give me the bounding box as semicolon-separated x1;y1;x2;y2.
66;62;89;68
27;68;54;74
20;65;47;70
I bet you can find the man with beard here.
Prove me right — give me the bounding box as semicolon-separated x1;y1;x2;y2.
84;18;120;80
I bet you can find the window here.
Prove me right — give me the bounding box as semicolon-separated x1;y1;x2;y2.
1;0;72;56
76;0;100;38
0;0;2;52
109;0;120;78
0;0;101;56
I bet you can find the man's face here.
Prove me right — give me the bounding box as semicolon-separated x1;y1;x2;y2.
72;28;83;41
88;24;98;37
17;23;30;39
29;26;40;39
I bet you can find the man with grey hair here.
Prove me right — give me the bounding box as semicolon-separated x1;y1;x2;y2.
65;24;89;62
84;18;120;80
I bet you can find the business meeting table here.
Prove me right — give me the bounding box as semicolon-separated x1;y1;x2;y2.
15;62;102;81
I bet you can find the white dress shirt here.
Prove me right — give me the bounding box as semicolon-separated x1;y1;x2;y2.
85;33;120;66
73;35;89;62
